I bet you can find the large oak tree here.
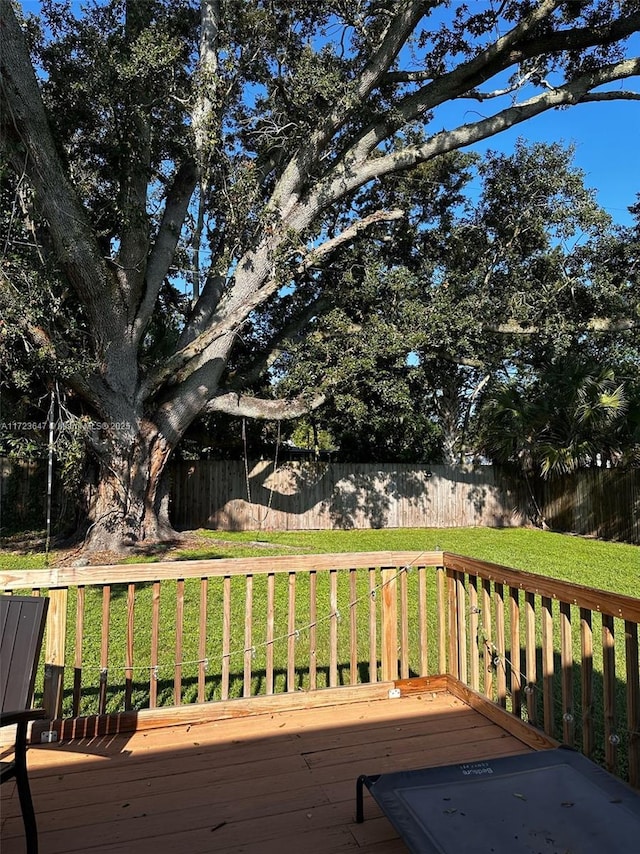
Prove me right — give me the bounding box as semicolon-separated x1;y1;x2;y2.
1;0;639;550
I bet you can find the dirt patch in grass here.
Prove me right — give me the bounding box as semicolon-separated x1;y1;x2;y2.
0;530;220;567
0;529;307;568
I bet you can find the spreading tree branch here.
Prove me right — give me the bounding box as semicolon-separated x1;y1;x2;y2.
151;209;405;396
295;5;640;221
0;0;122;345
114;0;155;312
268;1;426;219
313;57;640;211
134;160;199;342
227;295;333;389
315;0;568;186
297;209;404;272
489;317;638;335
206;391;326;420
192;0;222;176
579;90;640;103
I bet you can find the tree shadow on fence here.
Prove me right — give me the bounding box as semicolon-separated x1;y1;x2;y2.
173;459;527;531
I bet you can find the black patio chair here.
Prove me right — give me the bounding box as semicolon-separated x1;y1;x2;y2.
1;595;49;854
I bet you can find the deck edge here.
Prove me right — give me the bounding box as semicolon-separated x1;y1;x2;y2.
31;681;402;742
445;675;559;751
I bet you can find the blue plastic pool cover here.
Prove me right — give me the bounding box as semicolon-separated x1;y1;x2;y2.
356;748;640;853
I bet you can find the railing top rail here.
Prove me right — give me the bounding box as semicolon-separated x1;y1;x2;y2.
444;552;640;623
2;550;637;623
0;550;444;590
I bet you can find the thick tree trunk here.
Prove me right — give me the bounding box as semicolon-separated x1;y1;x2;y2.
82;424;176;553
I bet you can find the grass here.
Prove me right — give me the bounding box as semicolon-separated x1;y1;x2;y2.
2;526;637;597
185;527;639;595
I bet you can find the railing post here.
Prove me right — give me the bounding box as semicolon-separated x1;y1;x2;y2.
494;583;506;707
509;587;522;719
580;608;594;757
560;601;574;746
469;576;480;691
625;620;640;788
541;596;555;738
447;569;459;679
482;579;493;700
525;592;537;726
436;566;447;675
602;614;617;774
456;572;467;684
42;587;68;719
380;567;398;682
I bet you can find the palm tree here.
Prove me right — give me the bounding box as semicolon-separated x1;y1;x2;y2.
478;361;630;478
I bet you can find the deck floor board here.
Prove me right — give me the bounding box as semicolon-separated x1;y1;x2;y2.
1;691;533;853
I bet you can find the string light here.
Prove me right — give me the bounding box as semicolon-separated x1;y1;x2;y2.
89;554;429;680
480;627;638;746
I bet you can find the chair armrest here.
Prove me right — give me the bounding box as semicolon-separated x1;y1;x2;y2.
0;709;48;727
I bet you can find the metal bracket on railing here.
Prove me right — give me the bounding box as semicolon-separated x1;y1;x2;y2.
388;687;401;699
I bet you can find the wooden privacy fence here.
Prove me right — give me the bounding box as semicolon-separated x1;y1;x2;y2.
2;457;638;542
0;458;48;530
538;467;640;544
170;460;529;531
1;552;639;786
170;459;639;542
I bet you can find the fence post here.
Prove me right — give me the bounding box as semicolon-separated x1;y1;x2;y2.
380;567;398;682
43;587;68;719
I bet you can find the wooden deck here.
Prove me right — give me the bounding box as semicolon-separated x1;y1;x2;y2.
1;680;553;854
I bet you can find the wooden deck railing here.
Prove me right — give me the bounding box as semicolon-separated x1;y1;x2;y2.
442;554;640;787
1;551;638;785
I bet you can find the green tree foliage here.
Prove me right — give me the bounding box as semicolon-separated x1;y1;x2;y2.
476;199;640;474
478;361;636;474
272;141;639;466
1;0;639;548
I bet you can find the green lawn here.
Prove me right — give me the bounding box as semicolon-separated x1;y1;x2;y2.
1;526;637;593
184;527;639;595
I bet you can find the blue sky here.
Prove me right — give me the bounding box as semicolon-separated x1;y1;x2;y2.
462;97;639;227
